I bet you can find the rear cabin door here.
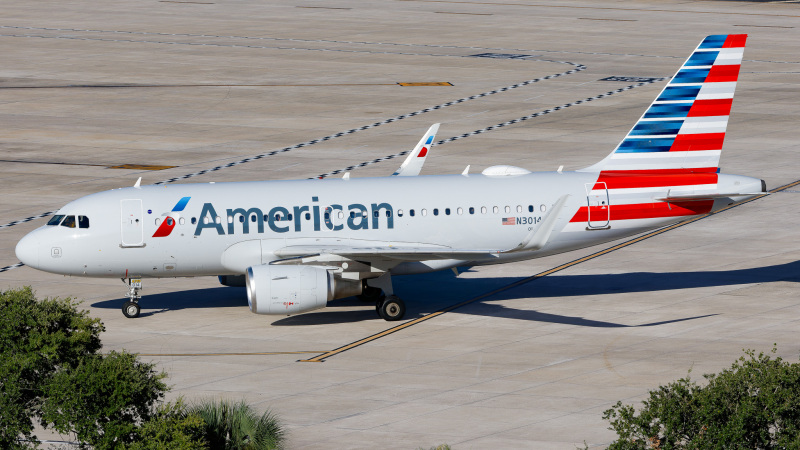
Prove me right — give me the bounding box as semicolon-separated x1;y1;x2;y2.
120;199;145;247
585;182;610;229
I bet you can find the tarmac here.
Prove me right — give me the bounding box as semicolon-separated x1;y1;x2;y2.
1;0;799;448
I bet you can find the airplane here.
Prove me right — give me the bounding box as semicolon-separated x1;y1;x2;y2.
15;34;765;321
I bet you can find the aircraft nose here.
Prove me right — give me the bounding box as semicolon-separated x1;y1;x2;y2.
15;232;40;268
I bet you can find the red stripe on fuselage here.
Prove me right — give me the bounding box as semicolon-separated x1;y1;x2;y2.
593;172;718;190
687;99;732;117
705;64;740;83
670;133;726;152
569;200;714;223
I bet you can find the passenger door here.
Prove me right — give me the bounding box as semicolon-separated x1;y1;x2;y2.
120;199;145;247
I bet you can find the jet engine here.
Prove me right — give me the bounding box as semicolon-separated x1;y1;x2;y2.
245;265;362;315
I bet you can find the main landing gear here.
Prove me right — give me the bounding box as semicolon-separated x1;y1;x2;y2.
362;275;406;321
121;278;142;318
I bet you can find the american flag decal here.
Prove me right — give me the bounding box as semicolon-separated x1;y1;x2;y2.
502;217;516;225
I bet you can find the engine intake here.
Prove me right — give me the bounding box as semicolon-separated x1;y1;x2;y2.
245;265;363;315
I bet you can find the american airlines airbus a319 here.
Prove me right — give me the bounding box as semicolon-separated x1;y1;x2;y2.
16;34;765;321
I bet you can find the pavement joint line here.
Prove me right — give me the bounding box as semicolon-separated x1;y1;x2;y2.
310;77;667;179
137;351;326;356
397;0;800;18
4;26;798;62
298;178;800;363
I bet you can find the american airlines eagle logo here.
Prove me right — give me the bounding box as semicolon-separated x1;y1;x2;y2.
152;197;191;237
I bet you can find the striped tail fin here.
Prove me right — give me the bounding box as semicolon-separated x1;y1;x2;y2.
581;34;747;174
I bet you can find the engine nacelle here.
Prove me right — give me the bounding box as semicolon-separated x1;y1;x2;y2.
245;265;363;315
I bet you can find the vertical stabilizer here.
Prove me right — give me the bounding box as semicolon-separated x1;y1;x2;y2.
581;34;747;174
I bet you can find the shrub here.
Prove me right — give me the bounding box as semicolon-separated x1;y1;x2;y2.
602;347;800;449
187;398;285;449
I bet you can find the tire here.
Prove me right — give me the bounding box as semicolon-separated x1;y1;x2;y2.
122;301;141;318
357;285;383;302
378;295;405;321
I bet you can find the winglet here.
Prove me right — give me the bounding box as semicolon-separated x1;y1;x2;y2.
392;123;440;176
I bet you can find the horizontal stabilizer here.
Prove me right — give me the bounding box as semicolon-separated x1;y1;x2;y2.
656;192;764;202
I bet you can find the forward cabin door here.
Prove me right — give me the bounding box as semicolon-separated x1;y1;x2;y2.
120;199;145;247
585;182;610;229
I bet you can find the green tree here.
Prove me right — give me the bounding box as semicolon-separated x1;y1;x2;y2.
121;400;208;450
0;286;103;448
39;350;168;448
602;347;800;449
188;399;285;449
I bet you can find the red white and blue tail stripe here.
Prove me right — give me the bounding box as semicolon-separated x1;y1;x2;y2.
567;35;748;233
582;34;746;174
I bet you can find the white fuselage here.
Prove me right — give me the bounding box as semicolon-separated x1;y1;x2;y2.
15;170;761;280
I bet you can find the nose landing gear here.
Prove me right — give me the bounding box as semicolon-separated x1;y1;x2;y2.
121;278;142;318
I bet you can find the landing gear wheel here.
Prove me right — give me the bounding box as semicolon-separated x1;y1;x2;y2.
377;295;405;321
358;285;383;302
122;301;141;319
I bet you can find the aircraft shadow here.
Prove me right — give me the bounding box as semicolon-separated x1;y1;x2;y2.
91;260;799;325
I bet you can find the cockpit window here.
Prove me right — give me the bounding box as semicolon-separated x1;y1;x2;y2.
60;216;76;228
47;215;65;226
78;216;90;229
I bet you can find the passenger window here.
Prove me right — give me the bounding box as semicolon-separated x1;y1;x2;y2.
528;205;534;213
374;211;379;218
398;209;404;217
228;216;234;224
324;212;330;220
481;207;487;214
60;216;76;228
386;210;391;217
433;208;439;216
287;214;293;221
263;214;269;222
239;215;245;223
251;214;257;222
457;207;463;215
305;213;311;220
350;211;355;219
166;218;174;226
517;205;523;213
421;209;427;216
156;218;161;226
215;216;221;224
179;218;185;225
469;207;475;215
337;211;344;219
47;215;65;226
505;206;511;213
445;208;451;215
410;209;415;217
191;217;197;225
78;216;89;229
492;206;498;214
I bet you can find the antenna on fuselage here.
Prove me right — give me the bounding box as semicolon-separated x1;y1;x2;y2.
133;177;142;188
343;172;350;180
461;165;470;176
